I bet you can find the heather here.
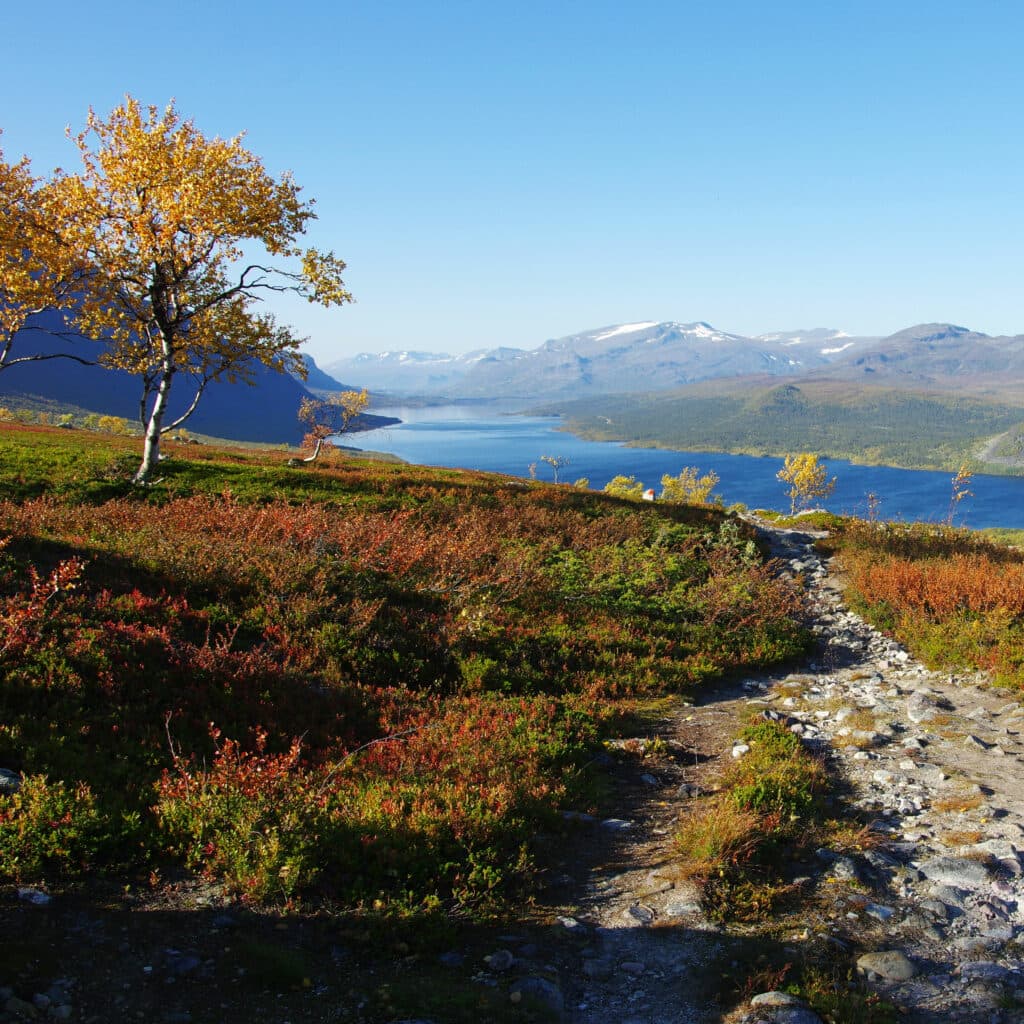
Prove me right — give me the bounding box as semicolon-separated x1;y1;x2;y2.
0;424;807;909
829;519;1024;690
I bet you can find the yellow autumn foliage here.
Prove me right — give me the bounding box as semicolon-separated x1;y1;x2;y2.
43;96;353;481
777;453;836;514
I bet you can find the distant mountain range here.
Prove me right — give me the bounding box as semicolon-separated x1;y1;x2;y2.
325;320;1024;400
0;312;395;444
6;313;1024;445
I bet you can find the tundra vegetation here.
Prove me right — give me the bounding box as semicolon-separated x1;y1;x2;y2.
4;427;1022;1023
0;423;809;910
829;516;1024;691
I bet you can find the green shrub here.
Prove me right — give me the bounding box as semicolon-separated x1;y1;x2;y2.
0;775;109;881
676;718;829;922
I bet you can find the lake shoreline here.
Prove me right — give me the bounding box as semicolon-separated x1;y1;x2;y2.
346;403;1024;529
554;422;1024;479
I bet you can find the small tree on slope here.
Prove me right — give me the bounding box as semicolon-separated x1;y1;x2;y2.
297;389;369;463
777;453;836;514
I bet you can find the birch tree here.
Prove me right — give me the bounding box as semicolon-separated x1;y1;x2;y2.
52;97;352;483
777;453;836;514
297;388;369;463
0;139;89;370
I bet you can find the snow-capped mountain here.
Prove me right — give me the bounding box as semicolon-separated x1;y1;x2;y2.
326;321;874;398
324;320;1024;399
824;323;1024;386
754;327;872;355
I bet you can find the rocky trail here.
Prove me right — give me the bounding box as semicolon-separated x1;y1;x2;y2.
4;520;1024;1024
534;520;1024;1023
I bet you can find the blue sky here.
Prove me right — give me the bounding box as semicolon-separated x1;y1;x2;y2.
2;1;1022;362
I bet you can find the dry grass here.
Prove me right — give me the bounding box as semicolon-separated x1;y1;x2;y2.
932;792;985;814
940;829;985;846
674;799;762;878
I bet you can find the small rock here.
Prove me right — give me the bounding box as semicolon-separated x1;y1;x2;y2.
16;888;51;906
827;855;861;882
959;961;1011;983
0;768;21;794
509;977;563;1013
907;692;942;723
856;950;918;981
620;961;645;976
600;818;633;832
731;743;750;759
865;903;895;922
974;838;1020;861
665;896;703;918
917;855;990;889
627;903;655;925
919;899;953;921
751;991;804;1007
485;949;514;972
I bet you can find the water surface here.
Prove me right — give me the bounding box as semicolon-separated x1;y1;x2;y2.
351;403;1024;530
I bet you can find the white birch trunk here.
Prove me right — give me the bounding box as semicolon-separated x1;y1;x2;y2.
134;352;174;484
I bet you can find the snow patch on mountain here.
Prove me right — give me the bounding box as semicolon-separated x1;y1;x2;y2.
593;321;659;341
689;322;724;340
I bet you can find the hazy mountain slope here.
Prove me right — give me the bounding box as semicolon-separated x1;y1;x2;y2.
327;320;1024;400
295;353;361;393
0;312;393;443
323;349;489;393
826;323;1024;392
327;321;879;398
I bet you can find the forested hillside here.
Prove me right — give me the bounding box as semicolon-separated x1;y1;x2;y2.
543;379;1024;472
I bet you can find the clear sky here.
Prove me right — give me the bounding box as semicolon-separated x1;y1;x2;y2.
2;1;1022;362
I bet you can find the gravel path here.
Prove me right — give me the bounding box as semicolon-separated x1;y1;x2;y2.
555;520;1024;1024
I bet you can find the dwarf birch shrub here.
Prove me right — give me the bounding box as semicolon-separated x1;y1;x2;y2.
836;520;1024;689
0;776;109;881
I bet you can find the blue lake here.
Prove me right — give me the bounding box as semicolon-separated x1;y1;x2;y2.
352;403;1024;530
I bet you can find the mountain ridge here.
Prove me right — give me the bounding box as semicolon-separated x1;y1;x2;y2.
324;319;1024;399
